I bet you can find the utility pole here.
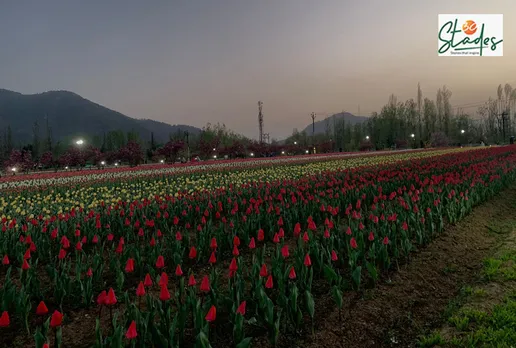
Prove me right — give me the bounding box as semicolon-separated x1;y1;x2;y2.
311;112;316;154
258;101;264;144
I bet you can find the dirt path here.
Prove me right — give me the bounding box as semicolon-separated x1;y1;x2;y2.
258;186;516;348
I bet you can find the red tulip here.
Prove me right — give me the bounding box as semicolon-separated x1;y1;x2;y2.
86;267;93;277
58;249;67;260
2;255;9;265
229;258;238;272
36;301;48;315
257;229;264;241
265;275;273;288
159;285;171;301
175;231;182;241
125;258;135;273
50;310;63;327
302;232;309;242
383;236;389;245
205;305;216;322
272;233;280;243
175;264;183;277
144;273;153;287
331;250;338;261
281;244;289;258
188;274;196;286
23;249;31;259
249;237;256;249
189;246;197;259
289;266;297;279
209;251;216;264
159;272;169;286
97;290;107;306
22;259;30;270
210;237;217;249
136;281;146;297
105;288;117;306
304;253;312;267
200;275;210;293
259;264;268;277
368;232;375;241
350;237;358;249
236;301;246;315
0;311;10;327
233;235;240;246
232;245;239;256
155;255;165;268
125;320;137;339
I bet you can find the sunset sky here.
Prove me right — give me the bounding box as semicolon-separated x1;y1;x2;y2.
0;0;514;139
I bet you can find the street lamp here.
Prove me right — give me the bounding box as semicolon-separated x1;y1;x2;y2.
461;129;465;134
101;161;105;166
411;134;415;138
305;150;309;154
213;148;216;151
294;141;297;145
250;153;254;157
75;139;84;146
281;151;285;155
11;167;16;172
160;159;164;163
365;136;370;140
213;155;217;159
114;163;118;166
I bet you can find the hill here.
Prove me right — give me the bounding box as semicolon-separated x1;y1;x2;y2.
301;112;368;135
0;89;200;145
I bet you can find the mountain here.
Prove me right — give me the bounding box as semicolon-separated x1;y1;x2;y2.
301;112;368;135
0;89;201;145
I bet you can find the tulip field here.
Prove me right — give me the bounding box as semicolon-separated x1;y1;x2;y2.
1;146;516;348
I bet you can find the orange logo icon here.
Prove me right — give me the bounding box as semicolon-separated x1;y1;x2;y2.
462;20;477;35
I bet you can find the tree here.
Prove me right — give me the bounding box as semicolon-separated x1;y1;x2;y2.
118;141;144;166
40;151;54;168
157;140;185;162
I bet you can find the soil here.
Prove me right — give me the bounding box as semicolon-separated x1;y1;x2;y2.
5;186;516;348
249;186;516;348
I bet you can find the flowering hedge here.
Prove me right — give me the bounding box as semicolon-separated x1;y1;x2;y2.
0;146;514;348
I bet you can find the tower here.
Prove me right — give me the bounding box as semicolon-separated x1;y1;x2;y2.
258;101;264;143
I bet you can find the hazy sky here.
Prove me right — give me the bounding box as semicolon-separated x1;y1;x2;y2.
1;0;515;139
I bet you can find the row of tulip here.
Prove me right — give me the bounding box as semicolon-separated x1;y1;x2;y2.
0;149;450;191
0;146;514;348
0;148;468;220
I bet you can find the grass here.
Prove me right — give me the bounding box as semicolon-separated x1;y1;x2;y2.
418;216;516;347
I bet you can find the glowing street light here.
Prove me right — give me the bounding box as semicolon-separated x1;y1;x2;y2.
75;139;84;146
250;153;254;157
294;141;297;145
11;167;16;172
213;148;216;151
305;150;309;154
365;136;370;140
160;159;164;163
281;151;285;154
65;166;68;169
100;161;105;165
411;133;415;138
114;163;118;166
461;129;465;134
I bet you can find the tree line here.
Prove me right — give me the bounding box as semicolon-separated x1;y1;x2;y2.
1;82;515;173
286;83;516;151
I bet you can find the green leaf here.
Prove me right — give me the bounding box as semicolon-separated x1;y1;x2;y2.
323;265;338;284
305;290;315;319
236;337;252;348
